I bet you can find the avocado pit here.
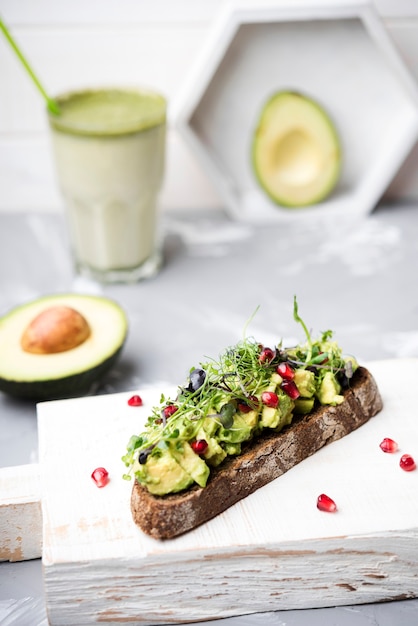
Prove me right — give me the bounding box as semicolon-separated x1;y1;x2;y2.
21;305;91;355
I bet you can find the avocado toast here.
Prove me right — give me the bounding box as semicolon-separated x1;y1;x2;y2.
123;300;383;539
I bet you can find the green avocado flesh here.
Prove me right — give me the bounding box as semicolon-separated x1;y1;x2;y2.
252;91;341;208
0;294;128;400
123;302;357;496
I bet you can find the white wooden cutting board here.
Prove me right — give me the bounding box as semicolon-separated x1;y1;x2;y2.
5;359;418;624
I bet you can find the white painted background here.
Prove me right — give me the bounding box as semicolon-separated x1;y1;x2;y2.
1;0;418;214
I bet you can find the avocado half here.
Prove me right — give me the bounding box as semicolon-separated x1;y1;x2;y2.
252;91;341;208
0;294;128;400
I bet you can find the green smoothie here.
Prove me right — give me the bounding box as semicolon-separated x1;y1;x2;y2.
48;88;166;283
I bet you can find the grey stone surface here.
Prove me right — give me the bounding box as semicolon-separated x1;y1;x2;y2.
1;204;418;624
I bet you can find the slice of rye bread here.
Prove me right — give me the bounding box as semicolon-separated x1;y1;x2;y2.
131;366;383;540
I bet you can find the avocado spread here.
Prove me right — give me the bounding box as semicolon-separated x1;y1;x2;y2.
122;299;357;496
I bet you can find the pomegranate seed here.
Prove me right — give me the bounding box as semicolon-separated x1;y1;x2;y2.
277;362;295;380
259;347;275;364
281;380;300;400
379;438;398;453
162;404;178;419
400;454;416;472
319;352;329;364
261;391;279;408
317;493;337;513
91;467;110;488
238;395;259;413
128;394;143;407
191;439;208;455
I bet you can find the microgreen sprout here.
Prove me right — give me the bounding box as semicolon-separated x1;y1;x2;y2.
243;306;260;341
293;295;312;365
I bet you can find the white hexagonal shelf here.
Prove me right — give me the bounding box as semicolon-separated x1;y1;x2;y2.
173;0;418;222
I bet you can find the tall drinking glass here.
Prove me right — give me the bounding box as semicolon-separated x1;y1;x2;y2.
48;88;166;283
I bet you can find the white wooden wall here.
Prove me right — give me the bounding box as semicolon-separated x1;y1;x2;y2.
1;0;418;214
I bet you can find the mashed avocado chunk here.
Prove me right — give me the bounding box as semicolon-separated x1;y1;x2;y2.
317;371;344;405
133;448;193;496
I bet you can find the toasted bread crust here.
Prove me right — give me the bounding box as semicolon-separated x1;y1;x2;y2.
131;367;382;539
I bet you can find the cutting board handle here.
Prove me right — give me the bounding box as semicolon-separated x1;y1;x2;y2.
0;463;42;562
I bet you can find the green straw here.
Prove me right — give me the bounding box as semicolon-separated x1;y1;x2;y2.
0;17;60;115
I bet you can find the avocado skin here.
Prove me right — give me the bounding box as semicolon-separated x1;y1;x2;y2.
0;345;124;401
